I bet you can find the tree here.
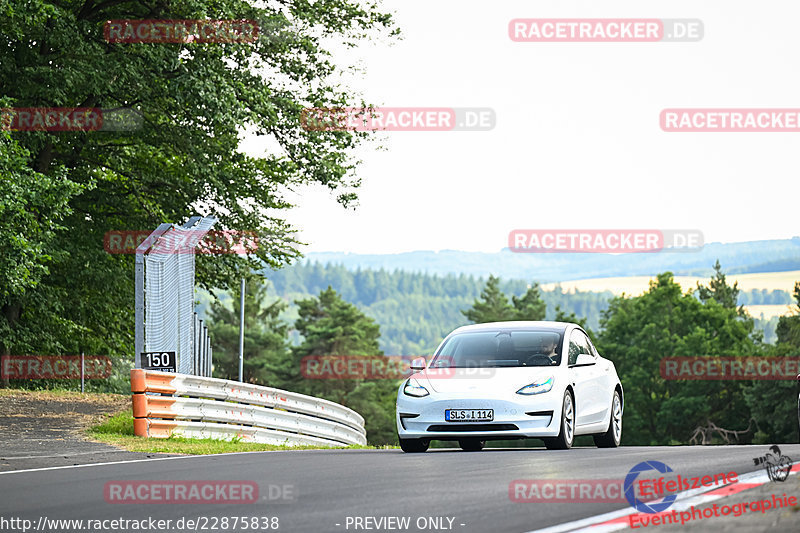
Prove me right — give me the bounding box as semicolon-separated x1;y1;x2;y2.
462;275;515;323
0;1;397;360
291;287;397;444
0;129;81;362
775;282;800;347
742;280;800;443
207;280;289;385
512;283;546;321
697;260;743;314
597;271;757;445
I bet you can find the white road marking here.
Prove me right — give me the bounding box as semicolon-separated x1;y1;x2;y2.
0;448;327;476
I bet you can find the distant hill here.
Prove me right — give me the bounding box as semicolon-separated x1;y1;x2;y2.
307;238;800;282
540;270;800;296
217;261;797;354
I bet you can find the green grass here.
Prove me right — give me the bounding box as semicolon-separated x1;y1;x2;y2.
87;409;396;455
91;409;136;435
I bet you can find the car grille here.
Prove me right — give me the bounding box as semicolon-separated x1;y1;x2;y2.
426;424;519;432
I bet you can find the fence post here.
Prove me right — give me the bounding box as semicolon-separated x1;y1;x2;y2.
238;277;245;382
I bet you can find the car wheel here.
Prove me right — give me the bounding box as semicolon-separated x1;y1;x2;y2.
543;391;574;450
593;390;622;448
458;439;485;451
399;437;429;453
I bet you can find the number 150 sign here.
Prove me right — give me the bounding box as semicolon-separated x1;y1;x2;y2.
141;351;176;372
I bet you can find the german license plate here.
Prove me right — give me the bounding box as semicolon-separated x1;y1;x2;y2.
445;409;493;422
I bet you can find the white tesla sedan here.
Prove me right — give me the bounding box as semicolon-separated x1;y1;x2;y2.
396;321;623;452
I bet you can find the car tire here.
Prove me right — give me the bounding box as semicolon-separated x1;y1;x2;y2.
458;439;485;451
593;390;622;448
543;390;575;450
399;437;429;453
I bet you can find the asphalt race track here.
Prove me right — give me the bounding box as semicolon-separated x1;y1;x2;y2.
1;445;798;533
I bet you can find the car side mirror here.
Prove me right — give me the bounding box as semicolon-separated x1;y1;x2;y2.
571;353;596;367
410;357;427;371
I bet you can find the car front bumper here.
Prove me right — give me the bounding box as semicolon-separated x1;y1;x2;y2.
396;388;564;440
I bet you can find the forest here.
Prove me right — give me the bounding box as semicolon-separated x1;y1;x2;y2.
246;261;791;353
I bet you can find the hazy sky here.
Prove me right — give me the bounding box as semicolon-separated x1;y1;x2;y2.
242;1;799;254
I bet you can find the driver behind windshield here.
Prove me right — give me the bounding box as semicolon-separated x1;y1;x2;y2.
536;336;560;364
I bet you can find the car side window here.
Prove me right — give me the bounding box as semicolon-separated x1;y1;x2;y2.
568;330;582;365
587;336;600;358
568;330;593;365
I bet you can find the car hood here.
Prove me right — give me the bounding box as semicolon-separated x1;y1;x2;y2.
416;366;558;394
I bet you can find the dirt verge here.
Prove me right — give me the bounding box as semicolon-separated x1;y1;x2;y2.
0;389;173;472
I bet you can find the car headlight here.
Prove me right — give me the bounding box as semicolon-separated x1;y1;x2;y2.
403;378;429;397
516;376;554;395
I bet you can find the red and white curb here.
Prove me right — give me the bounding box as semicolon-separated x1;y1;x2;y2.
523;464;799;533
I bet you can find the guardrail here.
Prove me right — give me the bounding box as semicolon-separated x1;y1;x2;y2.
130;369;367;447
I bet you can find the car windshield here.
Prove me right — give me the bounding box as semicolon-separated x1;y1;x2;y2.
430;329;563;368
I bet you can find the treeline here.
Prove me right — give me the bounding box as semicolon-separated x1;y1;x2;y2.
262;262;788;354
737;289;793;305
270;261;794;306
266;262;612;353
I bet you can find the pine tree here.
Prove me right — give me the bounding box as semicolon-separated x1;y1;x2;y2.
291;286;397;444
512;283;546;321
462;275;515;323
697;260;741;311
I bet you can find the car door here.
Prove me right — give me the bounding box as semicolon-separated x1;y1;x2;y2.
569;329;609;426
567;329;596;427
586;336;613;424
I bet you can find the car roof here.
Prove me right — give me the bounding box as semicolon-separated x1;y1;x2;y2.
448;321;574;335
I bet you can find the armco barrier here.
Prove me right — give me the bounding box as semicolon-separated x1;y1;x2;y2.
131;369;366;446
